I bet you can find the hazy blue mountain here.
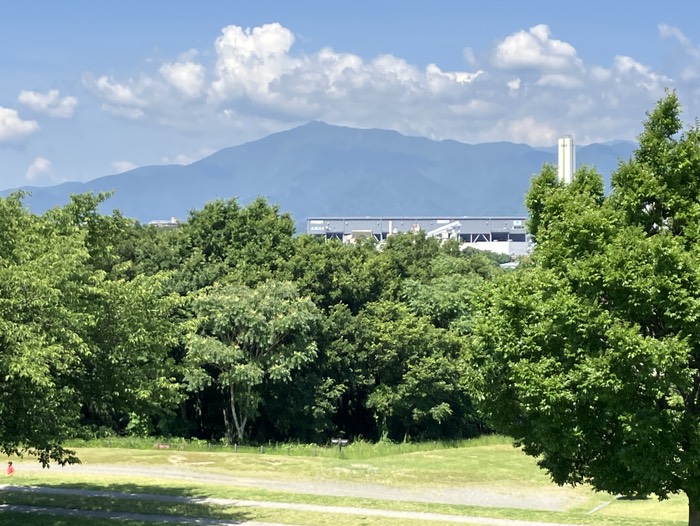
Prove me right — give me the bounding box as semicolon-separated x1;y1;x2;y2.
2;122;637;231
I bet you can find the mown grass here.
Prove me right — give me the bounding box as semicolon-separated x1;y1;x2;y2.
64;433;509;458
1;436;688;525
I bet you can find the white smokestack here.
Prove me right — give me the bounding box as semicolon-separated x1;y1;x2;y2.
558;135;575;184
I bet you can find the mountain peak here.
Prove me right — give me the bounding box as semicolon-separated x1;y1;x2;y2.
1;123;636;231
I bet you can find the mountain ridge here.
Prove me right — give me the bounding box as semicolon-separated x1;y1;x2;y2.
2;122;637;231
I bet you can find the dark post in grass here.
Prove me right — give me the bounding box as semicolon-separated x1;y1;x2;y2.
331;438;349;455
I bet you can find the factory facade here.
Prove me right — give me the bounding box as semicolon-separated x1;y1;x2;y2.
306;216;531;256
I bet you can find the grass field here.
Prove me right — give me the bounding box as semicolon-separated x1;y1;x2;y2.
0;436;688;525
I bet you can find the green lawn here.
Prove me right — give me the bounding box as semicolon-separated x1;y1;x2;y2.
0;437;688;526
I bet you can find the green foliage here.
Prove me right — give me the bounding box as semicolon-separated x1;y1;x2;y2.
177;197;295;290
286;236;381;313
0;183;504;458
0;193;183;464
185;280;320;442
0;195;89;465
472;91;700;523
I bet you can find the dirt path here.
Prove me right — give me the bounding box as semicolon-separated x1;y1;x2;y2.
15;462;585;511
1;485;584;526
0;502;283;526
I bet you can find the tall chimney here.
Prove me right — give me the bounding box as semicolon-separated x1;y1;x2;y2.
558;135;575;184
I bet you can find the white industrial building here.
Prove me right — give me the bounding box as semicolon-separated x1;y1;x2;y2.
306;216;531;256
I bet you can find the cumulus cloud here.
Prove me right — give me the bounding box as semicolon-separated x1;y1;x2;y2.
0;106;40;142
25;156;53;182
426;64;482;94
83;74;151;119
211;23;298;99
93;75;146;106
18;89;78;117
81;21;698;148
159;59;206;98
112;160;137;173
493;24;581;71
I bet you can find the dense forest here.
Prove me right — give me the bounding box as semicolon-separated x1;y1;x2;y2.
0;189;513;464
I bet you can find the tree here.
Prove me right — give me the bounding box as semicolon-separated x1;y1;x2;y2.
285;235;382;314
471;91;700;526
185;280;320;442
0;193;184;462
74;273;183;436
177;197;295;291
357;301;477;440
0;194;86;465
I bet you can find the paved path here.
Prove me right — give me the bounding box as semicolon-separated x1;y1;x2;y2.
0;484;584;526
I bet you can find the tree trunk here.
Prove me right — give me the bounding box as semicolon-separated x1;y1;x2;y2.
229;383;247;442
690;496;700;526
222;408;233;444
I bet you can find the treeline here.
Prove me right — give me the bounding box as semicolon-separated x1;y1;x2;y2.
0;191;513;461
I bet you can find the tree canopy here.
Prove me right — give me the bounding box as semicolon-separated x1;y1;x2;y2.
471;91;700;526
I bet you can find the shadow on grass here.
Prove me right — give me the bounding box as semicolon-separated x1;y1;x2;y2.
0;481;254;524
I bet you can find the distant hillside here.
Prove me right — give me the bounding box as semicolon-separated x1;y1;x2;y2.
2;122;636;231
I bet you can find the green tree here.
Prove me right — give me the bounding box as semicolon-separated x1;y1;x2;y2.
0;193;184;461
74;273;183;435
177;197;295;291
185;280;320;442
471;92;700;526
0;194;86;465
286;235;382;313
336;300;476;441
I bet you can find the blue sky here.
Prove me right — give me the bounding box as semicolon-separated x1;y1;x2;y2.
2;1;700;189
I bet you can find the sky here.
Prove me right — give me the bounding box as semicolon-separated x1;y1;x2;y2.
2;1;700;190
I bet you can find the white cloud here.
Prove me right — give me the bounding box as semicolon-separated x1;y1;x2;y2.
25;156;53;182
18;89;78;118
536;73;582;89
463;47;476;67
173;153;195;165
590;66;612;82
93;75;146;106
159;60;206;98
448;99;492;116
112;160;137;173
681;66;699;81
659;24;700;82
426;63;482;94
507;78;521;93
162;153;196;165
506;117;557;146
614;56;670;93
493;24;581;71
0;106;40;142
659;24;700;59
211;23;298;99
80;21;694;150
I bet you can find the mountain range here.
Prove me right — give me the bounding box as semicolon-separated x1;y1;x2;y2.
2;121;637;232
